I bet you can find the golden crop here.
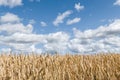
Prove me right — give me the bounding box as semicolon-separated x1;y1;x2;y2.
0;53;120;80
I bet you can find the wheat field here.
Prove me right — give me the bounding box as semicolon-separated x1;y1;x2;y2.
0;53;120;80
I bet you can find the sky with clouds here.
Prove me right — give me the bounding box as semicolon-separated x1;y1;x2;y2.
0;0;120;54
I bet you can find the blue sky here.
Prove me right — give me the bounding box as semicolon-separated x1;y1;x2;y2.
0;0;120;54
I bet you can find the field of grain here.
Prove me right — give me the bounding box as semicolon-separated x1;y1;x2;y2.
0;53;120;80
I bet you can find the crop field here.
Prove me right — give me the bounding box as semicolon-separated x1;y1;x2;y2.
0;53;120;80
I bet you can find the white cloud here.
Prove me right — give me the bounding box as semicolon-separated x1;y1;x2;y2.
114;0;120;6
0;13;32;34
75;3;84;12
0;32;45;43
0;48;11;53
66;17;81;25
0;12;69;53
0;23;33;34
69;19;120;53
0;31;69;53
1;12;120;54
0;0;22;8
40;21;47;27
53;10;72;26
0;13;20;23
44;32;69;53
73;19;120;39
0;33;44;53
30;45;42;54
0;13;35;53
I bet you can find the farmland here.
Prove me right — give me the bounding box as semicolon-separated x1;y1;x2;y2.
0;53;120;80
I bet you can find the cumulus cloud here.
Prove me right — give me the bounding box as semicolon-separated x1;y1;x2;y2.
0;32;69;53
0;48;11;53
0;13;20;23
66;17;81;25
0;13;69;54
0;31;46;53
44;32;70;53
75;3;84;12
0;33;45;44
114;0;120;6
40;21;47;27
53;10;72;26
69;19;120;53
1;12;120;54
0;13;35;53
0;23;33;34
73;19;120;39
0;13;32;34
0;0;22;8
30;45;42;54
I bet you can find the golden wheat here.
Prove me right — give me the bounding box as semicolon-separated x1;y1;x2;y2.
0;53;120;80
